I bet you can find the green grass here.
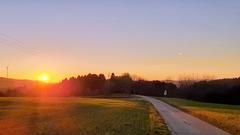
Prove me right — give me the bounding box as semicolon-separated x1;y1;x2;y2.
0;97;169;135
157;97;240;135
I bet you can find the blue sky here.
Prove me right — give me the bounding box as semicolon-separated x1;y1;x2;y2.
0;0;240;81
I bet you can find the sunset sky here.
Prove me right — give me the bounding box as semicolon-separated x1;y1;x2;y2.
0;1;240;82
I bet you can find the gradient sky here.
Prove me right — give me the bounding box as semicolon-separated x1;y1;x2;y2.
0;0;240;82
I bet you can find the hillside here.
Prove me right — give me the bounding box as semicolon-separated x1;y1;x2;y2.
0;77;45;91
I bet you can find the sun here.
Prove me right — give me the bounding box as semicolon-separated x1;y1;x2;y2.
39;75;49;82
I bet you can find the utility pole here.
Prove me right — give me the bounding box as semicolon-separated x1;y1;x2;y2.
6;66;8;78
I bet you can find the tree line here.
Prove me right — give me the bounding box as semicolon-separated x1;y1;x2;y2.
50;73;177;97
1;73;240;105
174;77;240;104
0;73;177;97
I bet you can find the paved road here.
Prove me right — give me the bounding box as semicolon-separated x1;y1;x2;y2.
139;96;231;135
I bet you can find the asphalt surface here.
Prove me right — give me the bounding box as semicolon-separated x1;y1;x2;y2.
139;96;231;135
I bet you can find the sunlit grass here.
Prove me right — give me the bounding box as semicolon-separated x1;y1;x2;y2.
157;97;240;135
0;97;169;135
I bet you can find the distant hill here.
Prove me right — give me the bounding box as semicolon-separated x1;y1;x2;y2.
0;77;43;92
210;77;240;87
164;77;240;88
164;80;179;86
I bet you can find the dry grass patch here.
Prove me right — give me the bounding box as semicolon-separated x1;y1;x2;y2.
158;98;240;135
149;105;170;135
0;97;169;135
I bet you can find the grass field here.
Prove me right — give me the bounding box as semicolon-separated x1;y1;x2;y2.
158;97;240;135
0;97;169;135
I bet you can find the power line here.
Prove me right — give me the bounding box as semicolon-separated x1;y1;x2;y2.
0;33;44;79
0;33;42;56
0;40;39;57
0;35;41;56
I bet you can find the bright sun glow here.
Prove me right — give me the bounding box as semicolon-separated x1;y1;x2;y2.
39;75;49;82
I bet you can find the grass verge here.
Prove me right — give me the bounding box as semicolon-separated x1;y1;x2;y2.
157;97;240;135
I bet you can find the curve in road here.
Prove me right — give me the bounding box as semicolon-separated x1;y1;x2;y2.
139;96;231;135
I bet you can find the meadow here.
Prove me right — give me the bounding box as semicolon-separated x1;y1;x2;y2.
0;97;169;135
158;98;240;135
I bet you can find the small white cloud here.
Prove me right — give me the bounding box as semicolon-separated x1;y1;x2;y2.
178;52;183;56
